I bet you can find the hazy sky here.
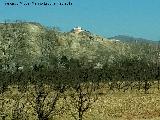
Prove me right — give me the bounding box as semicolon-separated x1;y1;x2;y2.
0;0;160;41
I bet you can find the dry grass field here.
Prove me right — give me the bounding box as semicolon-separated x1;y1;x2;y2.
1;82;160;120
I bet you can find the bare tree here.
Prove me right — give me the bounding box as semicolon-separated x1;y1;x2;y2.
0;82;8;120
11;94;26;120
68;82;98;120
27;76;66;120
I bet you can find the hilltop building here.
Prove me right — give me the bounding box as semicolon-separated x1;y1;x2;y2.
72;26;84;34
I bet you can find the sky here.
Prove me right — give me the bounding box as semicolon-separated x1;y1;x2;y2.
0;0;160;41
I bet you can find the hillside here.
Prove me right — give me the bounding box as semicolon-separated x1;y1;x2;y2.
0;22;159;72
108;35;159;44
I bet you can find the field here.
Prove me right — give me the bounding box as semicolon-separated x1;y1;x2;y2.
1;81;160;120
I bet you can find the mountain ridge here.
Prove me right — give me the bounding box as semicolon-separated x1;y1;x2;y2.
108;35;159;44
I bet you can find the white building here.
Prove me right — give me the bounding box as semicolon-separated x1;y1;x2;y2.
110;39;120;42
73;26;84;34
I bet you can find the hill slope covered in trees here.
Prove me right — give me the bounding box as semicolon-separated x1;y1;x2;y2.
0;22;159;73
